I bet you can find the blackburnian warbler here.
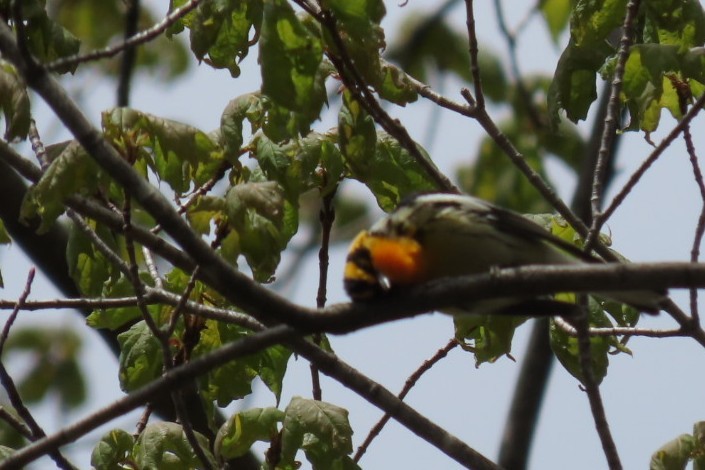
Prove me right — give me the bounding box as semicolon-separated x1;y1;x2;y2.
344;193;664;315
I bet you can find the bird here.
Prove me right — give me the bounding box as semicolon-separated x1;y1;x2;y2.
343;192;665;316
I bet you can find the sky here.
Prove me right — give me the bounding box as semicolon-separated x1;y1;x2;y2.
3;1;705;469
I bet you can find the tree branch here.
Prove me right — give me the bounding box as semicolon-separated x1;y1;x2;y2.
44;0;202;72
586;0;642;251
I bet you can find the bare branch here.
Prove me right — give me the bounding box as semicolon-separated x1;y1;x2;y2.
600;82;705;226
299;1;460;193
464;0;485;109
552;317;682;338
0;323;500;470
310;188;337;401
355;338;458;462
44;0;202;72
588;0;642;241
573;308;623;470
0;269;76;470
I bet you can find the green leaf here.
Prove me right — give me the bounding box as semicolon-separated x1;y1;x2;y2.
186;195;226;235
117;321;164;392
376;61;418;105
102;108;222;195
621;45;679;131
618;44;705;131
172;0;263;77
133;422;216;470
548;38;611;124
547;0;623;125
323;0;386;29
280;397;357;470
215;407;284;460
0;407;26;449
650;433;695;470
21;2;81;74
220;92;263;160
540;0;572;42
0;60;30;140
549;298;612;385
91;429;135;470
226;180;295;282
258;343;292;404
21;141;105;232
260;0;325;117
643;0;705;52
694;421;705;446
321;0;386;95
338;92;437;211
66;219;120;297
454;315;527;365
571;0;628;48
193;321;292;406
255;132;344;199
193;321;259;405
694;422;705;470
87;275;150;330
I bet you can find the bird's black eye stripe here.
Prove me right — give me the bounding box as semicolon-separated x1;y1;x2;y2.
346;248;377;276
344;278;383;300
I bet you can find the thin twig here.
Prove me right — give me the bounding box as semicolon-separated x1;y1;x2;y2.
402;70;476;117
165;268;200;338
28;120;51;170
134;404;153;436
587;0;642;251
0;270;76;470
678;79;705;326
464;0;485;110
572;82;623;224
45;0;202;72
152;160;231;235
0;407;32;439
552;317;682;338
171;392;214;470
142;246;164;289
573;309;623;469
0;323;500;470
460;88;602;253
354;338;458;462
303;2;459;193
600;91;705;224
122;194;165;343
67;210;132;276
123;191;212;469
0;325;297;470
0;269;35;355
0;288;263;330
310;188;337;401
120;194;213;465
691;207;705;324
